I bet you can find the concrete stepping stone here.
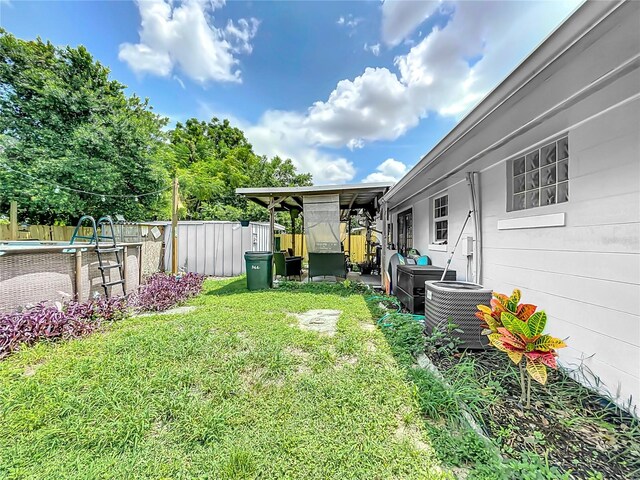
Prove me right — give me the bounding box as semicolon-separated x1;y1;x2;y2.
294;309;341;335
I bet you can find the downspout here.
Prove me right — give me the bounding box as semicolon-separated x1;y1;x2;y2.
466;172;482;284
380;200;387;280
474;172;483;284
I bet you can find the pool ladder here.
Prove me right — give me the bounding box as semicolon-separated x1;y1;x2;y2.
70;215;125;298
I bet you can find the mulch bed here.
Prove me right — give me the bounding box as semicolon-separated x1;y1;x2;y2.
429;348;640;479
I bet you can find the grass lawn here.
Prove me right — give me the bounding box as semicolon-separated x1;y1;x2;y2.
0;278;462;479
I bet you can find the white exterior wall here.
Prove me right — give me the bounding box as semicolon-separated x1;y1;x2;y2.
390;184;477;281
480;101;640;409
383;2;640;411
386;100;640;410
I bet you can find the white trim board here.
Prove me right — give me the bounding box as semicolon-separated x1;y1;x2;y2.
428;244;448;252
497;213;566;230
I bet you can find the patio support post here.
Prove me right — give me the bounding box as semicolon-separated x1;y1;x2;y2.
345;195;356;264
301;213;305;260
365;215;371;264
347;214;351;264
291;210;296;256
269;199;275;252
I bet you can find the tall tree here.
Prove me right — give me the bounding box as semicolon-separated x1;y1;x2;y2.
0;30;170;225
168;117;312;224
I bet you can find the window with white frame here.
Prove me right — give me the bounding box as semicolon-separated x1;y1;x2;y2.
433;194;448;244
397;209;413;255
510;136;569;211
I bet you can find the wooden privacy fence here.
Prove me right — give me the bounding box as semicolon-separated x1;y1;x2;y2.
1;223;148;243
276;234;371;263
0;224;93;241
0;224;165;278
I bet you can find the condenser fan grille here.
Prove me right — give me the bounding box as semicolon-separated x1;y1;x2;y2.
424;281;492;350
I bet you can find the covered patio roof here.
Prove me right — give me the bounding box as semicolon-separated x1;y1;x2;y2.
236;182;393;213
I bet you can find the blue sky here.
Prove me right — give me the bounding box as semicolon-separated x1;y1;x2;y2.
0;0;582;184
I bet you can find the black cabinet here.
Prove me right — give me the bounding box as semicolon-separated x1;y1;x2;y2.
396;265;456;314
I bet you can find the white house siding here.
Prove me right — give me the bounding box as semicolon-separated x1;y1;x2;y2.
390;183;477;282
480;100;640;410
383;2;640;410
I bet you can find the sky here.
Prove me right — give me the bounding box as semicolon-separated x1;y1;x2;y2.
0;0;583;185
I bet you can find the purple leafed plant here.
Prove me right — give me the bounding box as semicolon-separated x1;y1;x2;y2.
129;272;205;313
0;296;128;360
0;272;204;360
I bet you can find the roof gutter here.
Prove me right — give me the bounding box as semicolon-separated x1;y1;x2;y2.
382;0;623;205
388;55;640;211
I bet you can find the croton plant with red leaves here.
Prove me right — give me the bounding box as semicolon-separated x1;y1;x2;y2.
476;289;567;407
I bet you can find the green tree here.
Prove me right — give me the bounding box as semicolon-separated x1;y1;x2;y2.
0;30;170;225
168;117;312;226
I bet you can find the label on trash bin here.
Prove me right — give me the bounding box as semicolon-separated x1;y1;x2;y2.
426;291;432;300
252;265;260;270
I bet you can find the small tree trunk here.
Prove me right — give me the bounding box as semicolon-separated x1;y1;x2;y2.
519;362;526;405
526;374;532;409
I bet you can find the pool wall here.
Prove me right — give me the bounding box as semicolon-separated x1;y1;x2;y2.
0;243;143;312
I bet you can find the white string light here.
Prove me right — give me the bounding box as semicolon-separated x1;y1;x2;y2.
0;162;171;199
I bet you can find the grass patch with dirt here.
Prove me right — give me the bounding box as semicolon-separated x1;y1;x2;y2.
0;278;465;479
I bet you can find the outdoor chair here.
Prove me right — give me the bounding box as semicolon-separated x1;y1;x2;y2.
308;252;347;281
274;251;303;280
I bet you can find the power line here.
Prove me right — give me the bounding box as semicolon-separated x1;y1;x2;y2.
0;162;171;199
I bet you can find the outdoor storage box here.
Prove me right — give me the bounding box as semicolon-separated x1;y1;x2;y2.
424;281;492;349
396;265;456;314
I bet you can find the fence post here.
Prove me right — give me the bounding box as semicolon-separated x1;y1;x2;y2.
171;177;179;274
122;245;128;294
74;250;82;301
138;243;143;286
9;201;17;240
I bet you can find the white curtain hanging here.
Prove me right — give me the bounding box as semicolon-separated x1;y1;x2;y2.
303;194;341;253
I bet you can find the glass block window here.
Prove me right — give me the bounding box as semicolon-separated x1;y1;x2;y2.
433;194;448;244
511;137;568;211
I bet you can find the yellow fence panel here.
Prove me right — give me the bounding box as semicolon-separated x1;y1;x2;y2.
276;234;370;263
0;224;90;241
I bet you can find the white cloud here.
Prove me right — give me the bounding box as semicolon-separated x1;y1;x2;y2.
294;0;581;153
225;18;260;54
193;1;578;185
304;67;422;149
336;14;362;31
119;0;259;84
381;0;440;46
244;110;356;184
196;103;357;184
173;75;186;90
362;158;409;183
364;43;381;56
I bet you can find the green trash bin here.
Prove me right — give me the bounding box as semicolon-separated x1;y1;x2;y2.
244;251;274;290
